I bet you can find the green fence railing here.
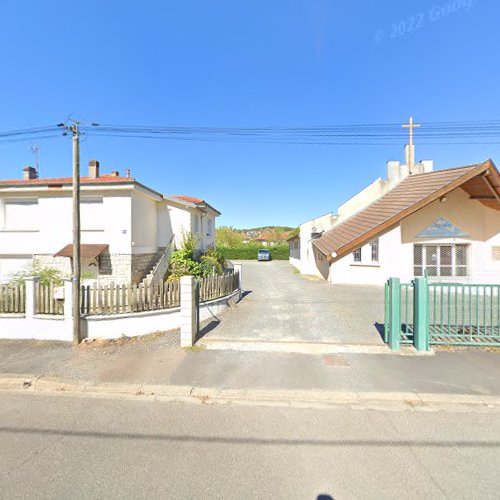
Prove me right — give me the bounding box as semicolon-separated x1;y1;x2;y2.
428;283;500;346
385;278;500;350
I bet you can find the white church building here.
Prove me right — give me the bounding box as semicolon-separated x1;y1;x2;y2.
291;147;500;285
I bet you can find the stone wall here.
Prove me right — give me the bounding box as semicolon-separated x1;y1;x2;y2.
32;252;161;285
131;252;161;284
33;255;72;276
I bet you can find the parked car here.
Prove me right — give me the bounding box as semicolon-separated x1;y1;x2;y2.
258;249;271;261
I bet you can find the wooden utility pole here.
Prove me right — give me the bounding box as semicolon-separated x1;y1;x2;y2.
402;117;421;172
71;123;81;345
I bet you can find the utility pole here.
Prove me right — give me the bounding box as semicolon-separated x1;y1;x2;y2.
57;119;98;345
71;123;81;345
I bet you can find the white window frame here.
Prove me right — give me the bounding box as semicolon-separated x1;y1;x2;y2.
2;198;39;230
81;197;104;231
193;214;200;233
414;243;469;278
370;238;379;262
207;218;213;237
353;248;362;262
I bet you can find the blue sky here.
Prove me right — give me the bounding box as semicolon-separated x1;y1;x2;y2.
0;0;498;228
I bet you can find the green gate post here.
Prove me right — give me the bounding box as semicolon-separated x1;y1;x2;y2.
388;277;401;351
413;277;430;351
384;281;390;343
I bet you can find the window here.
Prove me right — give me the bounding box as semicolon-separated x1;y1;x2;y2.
353;248;361;262
81;198;104;230
370;239;379;262
207;219;213;236
3;199;38;230
414;244;469;278
193;215;200;233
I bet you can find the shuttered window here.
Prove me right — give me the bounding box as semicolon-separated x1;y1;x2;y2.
3;199;38;229
414;244;469;277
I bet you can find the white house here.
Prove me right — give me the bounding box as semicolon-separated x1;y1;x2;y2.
292;149;500;285
0;161;220;284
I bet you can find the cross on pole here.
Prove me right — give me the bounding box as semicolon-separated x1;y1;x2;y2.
402;117;421;172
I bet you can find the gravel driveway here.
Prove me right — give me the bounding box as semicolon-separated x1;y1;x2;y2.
202;261;386;344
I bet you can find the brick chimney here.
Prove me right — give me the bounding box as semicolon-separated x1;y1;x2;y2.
88;160;100;178
23;166;37;180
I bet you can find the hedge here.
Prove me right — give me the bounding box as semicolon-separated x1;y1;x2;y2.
217;243;289;260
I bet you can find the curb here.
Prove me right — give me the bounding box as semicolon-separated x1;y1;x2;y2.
198;339;435;356
1;375;499;411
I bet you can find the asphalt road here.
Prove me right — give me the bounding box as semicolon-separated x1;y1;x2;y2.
1;392;499;499
203;261;385;344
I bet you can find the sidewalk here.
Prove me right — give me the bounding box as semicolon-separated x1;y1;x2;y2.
1;333;500;408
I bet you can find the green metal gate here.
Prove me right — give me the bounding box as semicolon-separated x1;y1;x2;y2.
385;278;500;350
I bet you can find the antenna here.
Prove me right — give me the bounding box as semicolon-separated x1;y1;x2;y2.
29;143;40;177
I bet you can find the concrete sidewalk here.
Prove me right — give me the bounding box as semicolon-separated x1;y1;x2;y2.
1;335;500;407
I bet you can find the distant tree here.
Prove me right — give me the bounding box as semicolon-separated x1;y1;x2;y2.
216;226;245;247
265;227;288;243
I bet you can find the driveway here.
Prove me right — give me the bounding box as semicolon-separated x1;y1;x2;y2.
202;261;385;345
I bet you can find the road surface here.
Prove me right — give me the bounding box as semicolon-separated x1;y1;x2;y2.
1;392;499;499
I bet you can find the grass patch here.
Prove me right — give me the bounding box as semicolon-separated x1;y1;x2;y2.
183;344;205;352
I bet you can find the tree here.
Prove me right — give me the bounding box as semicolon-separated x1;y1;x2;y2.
216;226;245;247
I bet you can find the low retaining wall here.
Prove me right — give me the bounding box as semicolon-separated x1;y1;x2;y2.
0;314;72;342
82;289;240;340
0;267;242;343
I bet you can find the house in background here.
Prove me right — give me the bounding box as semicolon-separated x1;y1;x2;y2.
0;160;220;284
292;148;500;285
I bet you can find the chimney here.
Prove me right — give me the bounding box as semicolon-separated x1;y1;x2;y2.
23;166;37;180
386;160;401;185
420;159;434;173
110;170;120;177
126;169;131;178
88;159;100;178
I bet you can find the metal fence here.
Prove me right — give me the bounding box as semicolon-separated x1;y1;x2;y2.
0;284;25;314
428;284;499;346
80;280;181;316
385;278;500;350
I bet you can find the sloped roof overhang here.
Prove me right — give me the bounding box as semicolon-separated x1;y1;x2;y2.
313;159;499;261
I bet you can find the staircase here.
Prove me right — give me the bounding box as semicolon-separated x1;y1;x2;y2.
141;236;174;286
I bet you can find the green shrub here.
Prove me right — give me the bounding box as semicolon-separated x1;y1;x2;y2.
167;233;228;281
216;243;289;260
9;264;64;286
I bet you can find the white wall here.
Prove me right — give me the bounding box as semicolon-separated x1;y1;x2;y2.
0;188;134;280
401;188;500;284
168;203;192;249
131;190;158;253
329;225;412;285
337;178;388;222
299;213;337;277
329;188;500;285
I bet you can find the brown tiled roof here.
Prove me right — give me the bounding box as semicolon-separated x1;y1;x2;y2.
173;195;204;204
313;159;499;260
54;244;109;258
0;175;134;186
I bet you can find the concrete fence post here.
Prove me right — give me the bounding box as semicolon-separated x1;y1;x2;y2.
388;277;401;351
413;277;430;352
180;275;196;347
64;279;73;323
63;280;74;341
24;277;39;319
233;263;242;300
